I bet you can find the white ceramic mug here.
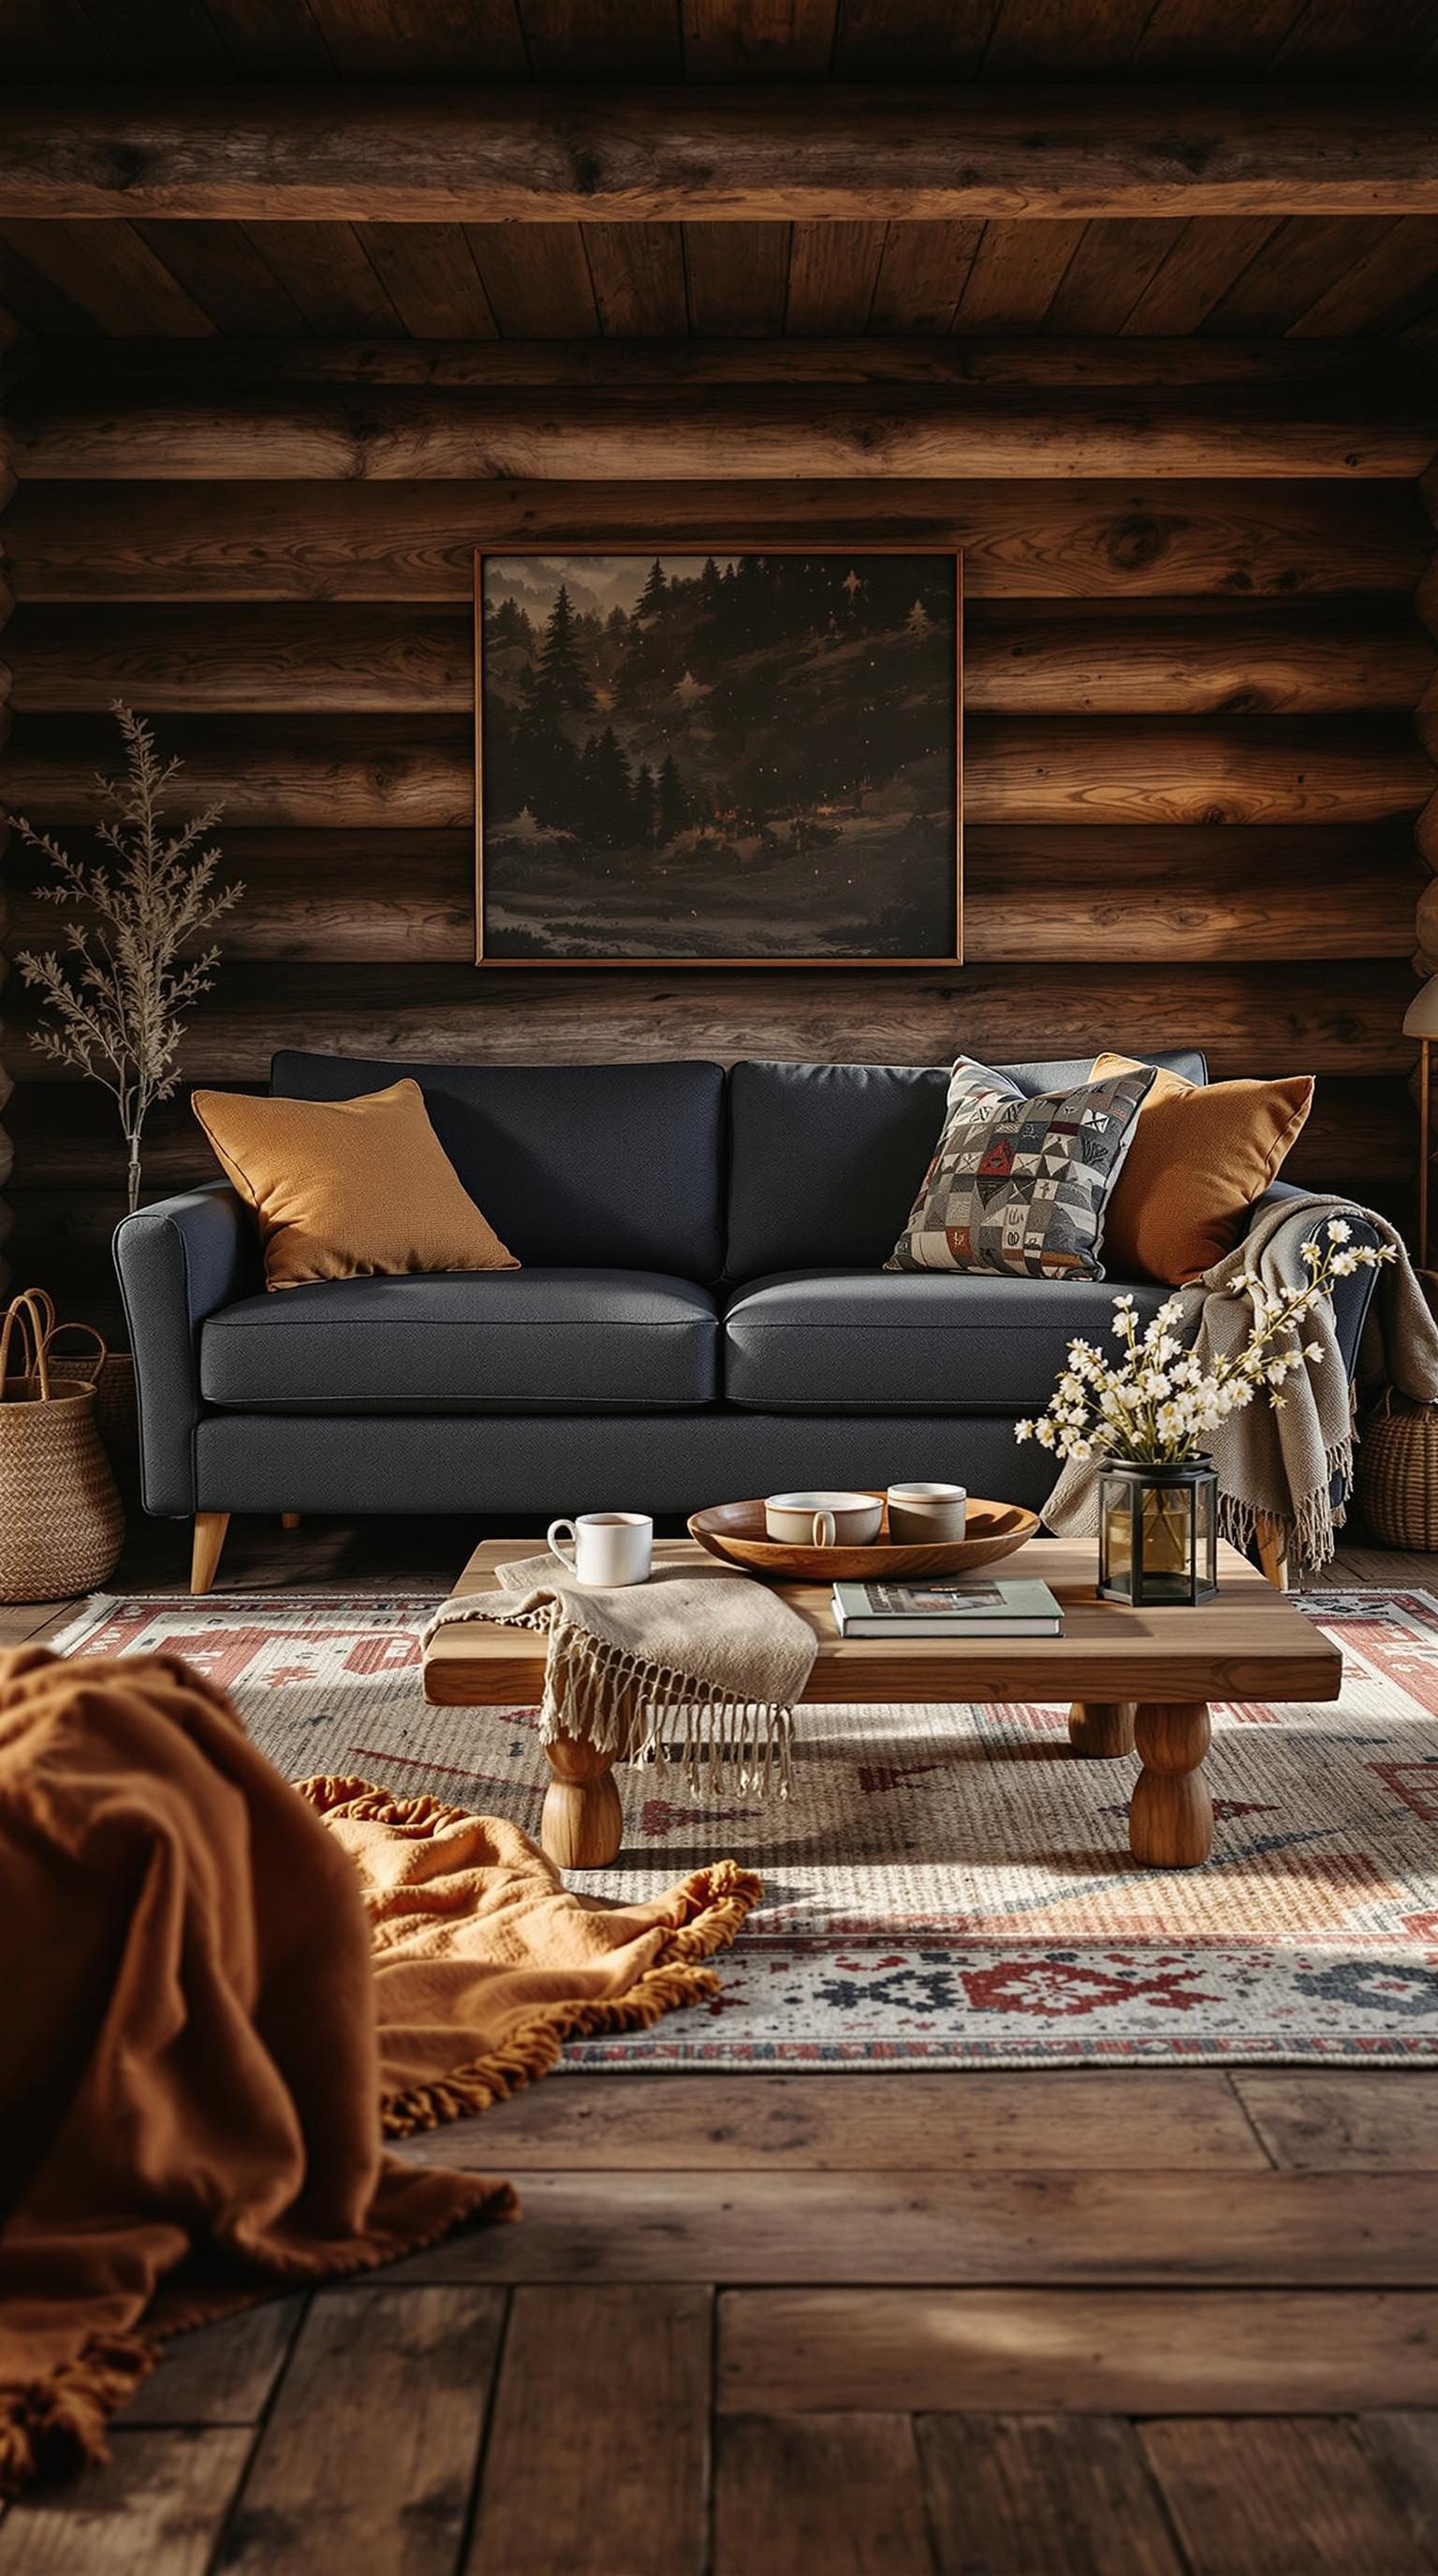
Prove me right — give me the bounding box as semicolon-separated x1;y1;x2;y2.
887;1481;968;1543
547;1511;653;1587
765;1490;885;1547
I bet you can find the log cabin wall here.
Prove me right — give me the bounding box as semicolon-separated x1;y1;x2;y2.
2;329;1436;1327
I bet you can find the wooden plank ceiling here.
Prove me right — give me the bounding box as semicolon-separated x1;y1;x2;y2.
4;3;1438;342
4;0;1438;82
8;212;1438;344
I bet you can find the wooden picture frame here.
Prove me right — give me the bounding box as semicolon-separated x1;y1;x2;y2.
474;546;963;966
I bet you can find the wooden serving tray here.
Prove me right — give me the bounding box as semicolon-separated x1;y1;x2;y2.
686;1496;1041;1582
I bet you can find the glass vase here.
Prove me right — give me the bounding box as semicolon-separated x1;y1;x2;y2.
1097;1457;1219;1607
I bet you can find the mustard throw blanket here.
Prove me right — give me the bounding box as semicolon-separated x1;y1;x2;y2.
0;1646;759;2496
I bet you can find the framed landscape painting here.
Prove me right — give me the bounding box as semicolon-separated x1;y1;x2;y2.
474;548;963;964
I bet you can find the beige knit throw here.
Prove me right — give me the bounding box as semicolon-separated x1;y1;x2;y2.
423;1553;816;1796
1045;1193;1438;1573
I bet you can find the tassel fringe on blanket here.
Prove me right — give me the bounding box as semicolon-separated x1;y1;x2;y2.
527;1615;793;1797
424;1551;818;1799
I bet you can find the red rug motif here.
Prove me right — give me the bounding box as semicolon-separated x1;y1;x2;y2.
52;1586;1438;2067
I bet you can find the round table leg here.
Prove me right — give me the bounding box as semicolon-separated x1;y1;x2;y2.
1128;1702;1214;1868
1068;1701;1137;1758
541;1730;624;1868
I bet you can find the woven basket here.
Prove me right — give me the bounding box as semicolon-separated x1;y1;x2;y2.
1355;1388;1438;1553
0;1291;124;1603
4;1291;139;1491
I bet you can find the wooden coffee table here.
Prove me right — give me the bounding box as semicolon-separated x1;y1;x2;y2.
422;1536;1342;1873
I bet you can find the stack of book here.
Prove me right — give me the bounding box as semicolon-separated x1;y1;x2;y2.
830;1576;1064;1637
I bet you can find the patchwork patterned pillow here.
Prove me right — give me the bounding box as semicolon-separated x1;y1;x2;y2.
887;1058;1156;1279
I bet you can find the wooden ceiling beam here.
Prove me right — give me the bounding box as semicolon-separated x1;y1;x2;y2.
9;381;1433;480
1;86;1436;222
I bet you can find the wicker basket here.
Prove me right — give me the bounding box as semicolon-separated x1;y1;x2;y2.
1355;1388;1438;1553
0;1291;124;1603
4;1290;139;1492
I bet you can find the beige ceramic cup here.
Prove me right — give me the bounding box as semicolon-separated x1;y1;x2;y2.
886;1482;968;1543
547;1511;653;1586
765;1490;885;1547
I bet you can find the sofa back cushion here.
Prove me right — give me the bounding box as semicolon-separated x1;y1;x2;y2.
724;1053;1209;1281
271;1053;726;1279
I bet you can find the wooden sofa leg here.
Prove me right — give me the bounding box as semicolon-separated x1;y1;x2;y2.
282;1513;301;1530
1255;1514;1288;1592
191;1512;230;1594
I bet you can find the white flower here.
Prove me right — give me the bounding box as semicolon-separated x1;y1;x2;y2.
1068;1437;1093;1461
1328;1218;1352;1242
1304;1343;1324;1363
1015;1419;1034;1442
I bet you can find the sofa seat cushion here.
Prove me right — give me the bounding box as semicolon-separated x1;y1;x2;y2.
723;1270;1176;1413
200;1270;719;1413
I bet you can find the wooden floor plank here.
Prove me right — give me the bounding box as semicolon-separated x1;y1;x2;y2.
214;2285;503;2576
467;2285;710;2576
717;2291;1438;2415
713;2414;935;2576
0;1601;75;1647
1140;2417;1432;2574
412;2071;1269;2174
918;2413;1184;2576
1357;2414;1438;2563
123;2298;306;2426
0;2429;254;2576
1233;2073;1438;2171
1325;1542;1438;1588
389;2167;1438;2287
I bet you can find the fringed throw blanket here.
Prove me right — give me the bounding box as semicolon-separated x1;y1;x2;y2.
311;1777;759;2136
424;1551;817;1796
1046;1193;1438;1572
0;1646;758;2497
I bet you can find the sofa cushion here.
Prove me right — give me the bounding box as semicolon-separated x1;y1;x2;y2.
723;1269;1175;1413
192;1077;520;1290
200;1270;719;1413
886;1060;1156;1281
723;1053;1210;1281
271;1053;726;1281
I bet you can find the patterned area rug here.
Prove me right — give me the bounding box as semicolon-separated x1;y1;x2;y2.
48;1586;1438;2068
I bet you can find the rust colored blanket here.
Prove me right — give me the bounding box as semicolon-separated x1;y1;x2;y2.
0;1647;759;2496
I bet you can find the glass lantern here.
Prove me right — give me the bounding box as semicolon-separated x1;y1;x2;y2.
1097;1457;1219;1607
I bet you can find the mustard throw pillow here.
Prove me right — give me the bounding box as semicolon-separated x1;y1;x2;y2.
1092;1052;1313;1286
192;1079;520;1291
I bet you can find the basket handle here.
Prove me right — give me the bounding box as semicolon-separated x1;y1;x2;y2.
0;1286;53;1383
0;1293;54;1402
38;1319;110;1392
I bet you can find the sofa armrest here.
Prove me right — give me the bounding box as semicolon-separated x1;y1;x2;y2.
1241;1182;1383;1386
113;1183;260;1515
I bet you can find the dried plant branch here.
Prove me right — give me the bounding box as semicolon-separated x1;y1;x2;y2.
7;703;242;1213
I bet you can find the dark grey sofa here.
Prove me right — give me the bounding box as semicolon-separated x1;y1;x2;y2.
114;1050;1380;1583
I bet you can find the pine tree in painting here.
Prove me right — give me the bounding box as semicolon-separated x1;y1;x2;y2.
636;559;668;619
533;584;594;718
